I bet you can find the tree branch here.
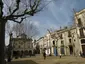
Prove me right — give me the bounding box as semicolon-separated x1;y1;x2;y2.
29;0;32;8
9;16;27;24
34;0;40;11
6;10;33;20
10;0;20;15
5;0;42;22
29;0;41;16
29;0;37;10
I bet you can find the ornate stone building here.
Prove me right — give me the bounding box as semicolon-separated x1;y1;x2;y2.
11;33;33;56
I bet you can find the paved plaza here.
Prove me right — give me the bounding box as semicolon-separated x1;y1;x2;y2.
7;55;85;64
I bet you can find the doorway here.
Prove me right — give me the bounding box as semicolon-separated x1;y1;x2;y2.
69;45;73;55
82;45;85;56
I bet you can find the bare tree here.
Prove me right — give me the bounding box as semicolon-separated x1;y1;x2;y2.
12;21;39;38
12;22;25;37
24;21;39;38
0;0;43;63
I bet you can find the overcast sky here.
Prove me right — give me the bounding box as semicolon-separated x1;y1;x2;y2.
5;0;85;45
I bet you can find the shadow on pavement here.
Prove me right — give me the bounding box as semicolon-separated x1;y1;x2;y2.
7;60;38;64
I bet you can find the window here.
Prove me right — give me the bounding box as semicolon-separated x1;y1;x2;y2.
53;41;55;46
81;39;85;44
78;18;82;26
13;45;15;48
20;42;23;45
68;31;71;37
61;41;64;47
79;28;84;37
60;34;63;39
18;45;20;48
69;39;71;43
83;29;85;36
74;39;75;41
28;45;30;48
61;41;64;45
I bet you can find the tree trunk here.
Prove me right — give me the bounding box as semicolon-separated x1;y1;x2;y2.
0;21;6;64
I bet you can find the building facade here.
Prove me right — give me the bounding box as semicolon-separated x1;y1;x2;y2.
38;9;85;56
74;9;85;56
11;34;33;57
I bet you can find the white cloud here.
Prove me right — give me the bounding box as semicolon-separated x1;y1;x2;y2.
26;19;40;27
32;21;40;27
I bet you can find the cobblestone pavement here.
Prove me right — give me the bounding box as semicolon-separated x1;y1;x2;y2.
11;55;85;64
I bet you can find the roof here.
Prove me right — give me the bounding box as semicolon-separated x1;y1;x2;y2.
52;26;76;34
75;9;85;16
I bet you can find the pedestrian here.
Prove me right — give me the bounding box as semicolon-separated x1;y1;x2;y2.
43;51;46;60
59;54;61;58
20;51;23;58
29;50;32;57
